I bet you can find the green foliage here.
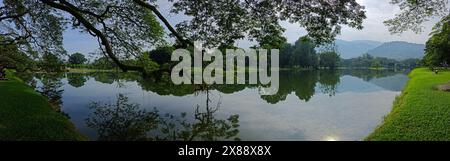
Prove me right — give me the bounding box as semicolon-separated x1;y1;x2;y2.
67;73;87;88
1;0;367;73
367;68;450;140
280;36;318;68
318;70;341;97
319;51;341;69
173;0;365;46
138;52;159;75
256;25;287;49
384;0;448;34
0;42;36;72
341;53;420;69
1;0;165;72
86;94;160;141
86;94;240;141
261;70;319;103
1;0;66;54
68;52;87;65
90;57;117;70
148;46;174;66
424;15;450;67
371;60;381;69
38;53;64;72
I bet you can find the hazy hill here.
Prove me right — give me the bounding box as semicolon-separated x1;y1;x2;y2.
366;41;425;60
318;39;382;59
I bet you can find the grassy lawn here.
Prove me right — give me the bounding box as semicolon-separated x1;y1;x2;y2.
0;71;86;140
366;68;450;141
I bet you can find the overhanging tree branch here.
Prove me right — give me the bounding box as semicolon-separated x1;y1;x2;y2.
133;0;193;47
40;0;143;72
0;12;27;21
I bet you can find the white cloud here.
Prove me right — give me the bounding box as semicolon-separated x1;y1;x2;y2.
333;0;440;44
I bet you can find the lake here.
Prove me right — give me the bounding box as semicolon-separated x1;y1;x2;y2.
30;69;409;141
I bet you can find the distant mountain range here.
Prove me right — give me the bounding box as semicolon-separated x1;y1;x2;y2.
318;39;425;60
367;41;425;60
334;40;382;59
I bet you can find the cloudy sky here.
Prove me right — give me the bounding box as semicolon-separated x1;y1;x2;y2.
60;0;443;55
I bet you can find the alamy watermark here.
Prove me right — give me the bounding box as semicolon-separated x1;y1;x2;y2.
171;42;279;95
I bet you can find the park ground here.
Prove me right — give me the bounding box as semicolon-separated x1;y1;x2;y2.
367;68;450;141
0;70;86;140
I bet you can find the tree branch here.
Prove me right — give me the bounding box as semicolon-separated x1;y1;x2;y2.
0;35;30;45
132;0;193;47
40;0;144;72
0;12;27;21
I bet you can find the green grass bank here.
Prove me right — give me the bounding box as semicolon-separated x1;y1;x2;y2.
366;68;450;141
0;71;86;140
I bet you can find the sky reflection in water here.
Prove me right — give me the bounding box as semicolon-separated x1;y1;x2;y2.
32;69;409;141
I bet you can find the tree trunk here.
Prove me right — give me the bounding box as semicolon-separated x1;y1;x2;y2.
0;65;5;79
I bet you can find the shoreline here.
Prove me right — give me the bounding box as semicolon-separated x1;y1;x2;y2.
0;70;87;140
366;68;450;141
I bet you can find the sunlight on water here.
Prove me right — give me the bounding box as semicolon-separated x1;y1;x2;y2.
325;136;338;141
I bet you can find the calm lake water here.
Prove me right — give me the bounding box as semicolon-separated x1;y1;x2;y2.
31;69;409;141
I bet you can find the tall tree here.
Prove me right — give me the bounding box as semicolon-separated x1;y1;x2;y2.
68;52;87;65
279;36;319;68
148;46;174;65
292;36;318;68
319;51;341;69
91;56;117;70
1;0;366;73
39;53;64;72
280;43;294;68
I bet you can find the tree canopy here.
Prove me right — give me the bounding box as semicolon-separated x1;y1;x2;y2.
1;0;367;73
39;52;64;72
319;51;340;69
341;53;420;69
90;56;117;70
384;0;449;34
0;38;35;72
68;52;87;65
424;15;450;67
280;36;319;68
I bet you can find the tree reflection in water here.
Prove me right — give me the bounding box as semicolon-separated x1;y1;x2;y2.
86;89;240;141
318;70;341;97
67;73;87;88
85;69;407;104
35;73;70;118
86;94;159;141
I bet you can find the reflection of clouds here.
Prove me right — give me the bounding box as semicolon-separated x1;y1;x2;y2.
219;89;399;141
132;86;395;141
